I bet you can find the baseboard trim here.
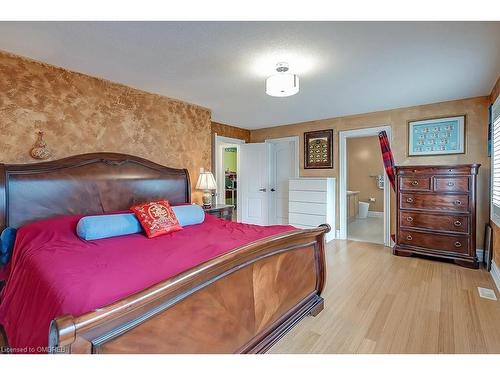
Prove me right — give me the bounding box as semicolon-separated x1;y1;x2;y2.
367;211;384;218
476;248;484;262
491;260;500;293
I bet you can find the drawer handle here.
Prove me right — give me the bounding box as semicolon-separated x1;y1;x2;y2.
447;182;455;187
406;217;413;222
411;180;419;186
454;241;462;248
454;220;462;227
453;200;462;206
406;235;413;240
406;197;414;203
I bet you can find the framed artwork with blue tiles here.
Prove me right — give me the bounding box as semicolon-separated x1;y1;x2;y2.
408;115;465;156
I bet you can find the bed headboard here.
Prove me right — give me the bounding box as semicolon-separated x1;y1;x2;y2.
0;153;191;230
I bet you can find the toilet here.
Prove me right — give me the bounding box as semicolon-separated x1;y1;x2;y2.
358;201;370;219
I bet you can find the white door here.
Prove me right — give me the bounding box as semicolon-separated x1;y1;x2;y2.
269;140;297;224
240;143;270;225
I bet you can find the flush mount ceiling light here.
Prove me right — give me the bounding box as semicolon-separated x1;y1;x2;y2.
265;62;299;97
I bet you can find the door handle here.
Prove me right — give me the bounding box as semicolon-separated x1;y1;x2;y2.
259;188;267;192
270;188;276;192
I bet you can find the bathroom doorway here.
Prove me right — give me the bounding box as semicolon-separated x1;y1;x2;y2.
339;126;392;246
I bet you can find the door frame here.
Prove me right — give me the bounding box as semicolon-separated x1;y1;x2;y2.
338;126;392;246
214;134;245;222
265;136;300;224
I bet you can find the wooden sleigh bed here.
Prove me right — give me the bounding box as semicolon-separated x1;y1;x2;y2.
0;153;329;354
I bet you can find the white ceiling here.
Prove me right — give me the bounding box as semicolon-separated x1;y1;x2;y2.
0;21;499;129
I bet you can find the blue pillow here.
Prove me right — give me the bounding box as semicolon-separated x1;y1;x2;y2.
0;227;17;265
76;205;205;240
76;213;143;240
172;205;205;226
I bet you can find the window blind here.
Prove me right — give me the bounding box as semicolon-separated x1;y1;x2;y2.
492;96;500;224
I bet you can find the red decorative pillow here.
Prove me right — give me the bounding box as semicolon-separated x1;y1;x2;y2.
130;200;182;238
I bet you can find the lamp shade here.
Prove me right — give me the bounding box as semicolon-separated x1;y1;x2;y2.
196;171;217;190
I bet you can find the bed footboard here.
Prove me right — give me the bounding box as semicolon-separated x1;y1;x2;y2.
48;224;329;354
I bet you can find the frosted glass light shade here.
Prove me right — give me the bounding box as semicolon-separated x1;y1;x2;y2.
196;171;217;190
266;73;299;97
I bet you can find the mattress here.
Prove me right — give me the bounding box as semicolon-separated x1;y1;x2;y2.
0;212;295;352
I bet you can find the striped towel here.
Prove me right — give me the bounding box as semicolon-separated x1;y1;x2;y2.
378;130;396;242
378;130;396;191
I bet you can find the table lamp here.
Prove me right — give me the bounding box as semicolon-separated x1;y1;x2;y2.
196;170;217;208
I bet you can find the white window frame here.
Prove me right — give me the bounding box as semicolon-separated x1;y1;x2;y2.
491;95;500;227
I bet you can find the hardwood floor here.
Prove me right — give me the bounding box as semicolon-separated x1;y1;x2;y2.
270;240;500;354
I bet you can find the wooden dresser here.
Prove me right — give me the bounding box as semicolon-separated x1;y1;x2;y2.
393;164;480;268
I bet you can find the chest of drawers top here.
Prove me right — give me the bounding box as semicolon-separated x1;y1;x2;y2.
395;164;480;176
395;164;479;199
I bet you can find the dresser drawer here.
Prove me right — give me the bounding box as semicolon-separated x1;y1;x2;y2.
400;177;431;191
399;230;469;254
401;193;469;212
289;190;327;203
399;211;469;233
434;177;469;192
289;179;327;192
289;213;326;227
289;201;326;216
396;166;476;175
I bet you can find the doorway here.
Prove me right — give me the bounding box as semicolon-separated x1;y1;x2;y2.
223;146;238;220
339;126;392;246
214;135;298;225
214;135;245;222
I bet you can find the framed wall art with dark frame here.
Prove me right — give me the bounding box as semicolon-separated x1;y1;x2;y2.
407;115;466;157
304;129;334;169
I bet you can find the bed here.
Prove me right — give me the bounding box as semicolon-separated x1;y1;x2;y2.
0;153;329;354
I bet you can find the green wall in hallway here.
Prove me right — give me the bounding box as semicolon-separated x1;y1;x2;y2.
224;147;237;172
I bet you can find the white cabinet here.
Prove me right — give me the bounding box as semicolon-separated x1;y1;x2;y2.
288;178;335;242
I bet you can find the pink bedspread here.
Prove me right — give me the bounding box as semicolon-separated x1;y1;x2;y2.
0;213;295;352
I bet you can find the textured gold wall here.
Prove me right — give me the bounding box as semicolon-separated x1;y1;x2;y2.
0;50;212;203
251;97;490;248
493;223;500;265
211;121;251;143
